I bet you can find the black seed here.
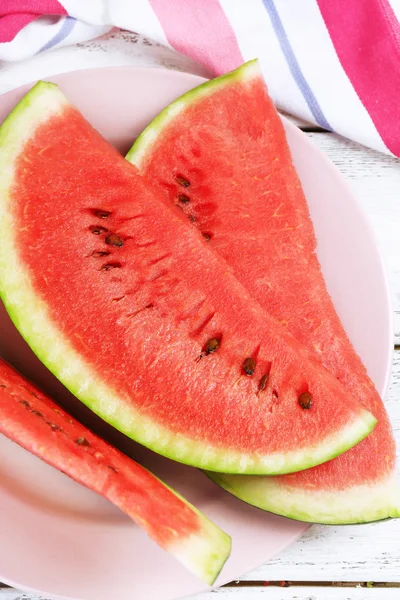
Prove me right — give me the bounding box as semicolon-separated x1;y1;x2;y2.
101;262;122;271
92;209;111;219
90;225;108;235
76;437;90;446
203;337;221;355
242;357;256;376
202;232;212;241
19;400;31;408
178;194;190;204
298;392;313;409
108;465;118;474
29;391;39;398
177;175;190;187
92;250;110;258
105;234;124;247
47;422;61;431
258;373;269;392
32;410;43;417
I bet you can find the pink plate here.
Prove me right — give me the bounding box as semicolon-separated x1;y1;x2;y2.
0;67;392;600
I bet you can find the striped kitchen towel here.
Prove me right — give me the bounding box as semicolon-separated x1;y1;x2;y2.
1;0;400;156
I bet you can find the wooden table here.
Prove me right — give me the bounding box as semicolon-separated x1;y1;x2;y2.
1;30;399;600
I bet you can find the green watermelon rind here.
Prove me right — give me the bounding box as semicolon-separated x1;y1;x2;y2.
126;60;260;168
0;81;375;477
207;471;400;525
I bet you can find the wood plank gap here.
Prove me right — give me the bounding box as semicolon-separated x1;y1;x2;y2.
300;126;329;133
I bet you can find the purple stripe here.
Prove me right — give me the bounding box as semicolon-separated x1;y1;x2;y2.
38;16;76;53
262;0;331;130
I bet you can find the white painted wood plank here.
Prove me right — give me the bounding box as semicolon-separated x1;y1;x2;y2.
199;588;400;600
395;312;400;345
3;586;400;600
0;592;42;600
305;133;400;339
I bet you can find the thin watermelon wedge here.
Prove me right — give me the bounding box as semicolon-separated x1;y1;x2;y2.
127;61;399;523
0;82;375;477
0;358;231;584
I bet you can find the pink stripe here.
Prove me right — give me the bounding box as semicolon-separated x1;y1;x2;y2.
0;0;67;43
317;0;400;156
0;13;37;42
149;0;243;74
0;1;67;14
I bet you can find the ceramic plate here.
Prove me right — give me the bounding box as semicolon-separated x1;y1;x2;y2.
0;67;393;600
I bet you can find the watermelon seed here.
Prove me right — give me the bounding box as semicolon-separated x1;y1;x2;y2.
242;357;256;376
91;209;111;219
29;391;39;398
177;175;190;187
298;392;313;410
31;410;43;417
178;194;190;204
90;225;108;235
92;250;110;258
202;232;212;241
258;373;269;392
105;234;124;247
76;437;90;447
19;400;30;408
47;422;61;431
204;337;221;355
101;262;122;271
0;383;6;387
108;465;119;474
197;336;221;361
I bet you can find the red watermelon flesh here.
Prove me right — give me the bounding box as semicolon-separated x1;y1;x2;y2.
127;61;399;523
0;358;231;584
0;82;375;477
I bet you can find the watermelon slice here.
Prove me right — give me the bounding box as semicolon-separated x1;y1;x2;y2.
0;82;375;477
0;358;231;584
127;61;399;523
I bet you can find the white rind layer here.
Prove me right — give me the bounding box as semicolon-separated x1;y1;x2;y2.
209;472;400;524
